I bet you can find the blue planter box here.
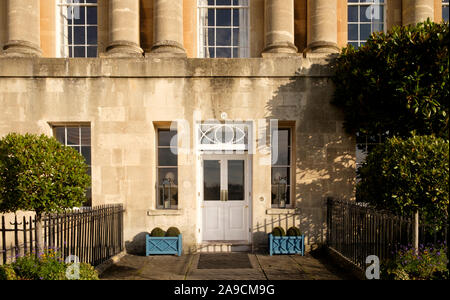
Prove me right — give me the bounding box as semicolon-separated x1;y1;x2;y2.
146;234;182;256
269;234;305;256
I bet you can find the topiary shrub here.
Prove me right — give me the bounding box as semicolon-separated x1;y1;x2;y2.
150;227;166;237
271;226;285;236
286;226;302;236
165;227;181;237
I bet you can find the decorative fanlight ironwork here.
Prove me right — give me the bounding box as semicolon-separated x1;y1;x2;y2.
197;122;251;151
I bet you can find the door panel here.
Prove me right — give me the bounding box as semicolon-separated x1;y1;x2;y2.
202;155;249;242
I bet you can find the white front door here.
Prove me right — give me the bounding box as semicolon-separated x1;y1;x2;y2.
202;155;249;242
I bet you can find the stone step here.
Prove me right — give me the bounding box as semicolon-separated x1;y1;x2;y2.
197;241;251;253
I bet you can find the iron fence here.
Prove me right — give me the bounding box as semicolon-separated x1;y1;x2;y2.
326;198;448;270
0;204;124;266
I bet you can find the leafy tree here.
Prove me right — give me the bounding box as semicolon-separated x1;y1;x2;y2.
0;133;91;252
332;19;449;140
357;135;449;229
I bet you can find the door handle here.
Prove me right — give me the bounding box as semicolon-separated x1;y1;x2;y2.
225;190;228;202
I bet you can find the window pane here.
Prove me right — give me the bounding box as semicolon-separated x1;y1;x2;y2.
159;186;178;208
158;148;177;166
360;24;372;40
87;26;97;45
271;185;290;205
158;130;177;147
216;47;231;58
272;129;290;166
360;5;371;22
86;6;97;25
233;28;239;46
73;6;86;25
216;9;231;26
158;168;178;185
87;46;97;58
217;0;231;5
348;24;359;41
348;6;358;22
208;8;215;26
81;146;91;165
216;28;231;46
228;160;244;201
73;26;85;44
204;160;221;201
74;46;86;57
55;127;66;144
443;5;449;22
271;167;290;185
67;127;80;145
233;9;240;26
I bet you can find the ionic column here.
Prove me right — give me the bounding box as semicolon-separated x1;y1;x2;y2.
402;0;434;25
151;0;186;56
306;0;339;54
262;0;298;56
2;0;42;57
106;0;143;57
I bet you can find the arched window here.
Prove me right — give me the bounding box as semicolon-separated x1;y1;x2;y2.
348;0;385;48
57;0;98;57
198;0;250;58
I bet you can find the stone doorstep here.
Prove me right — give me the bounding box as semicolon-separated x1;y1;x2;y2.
196;241;252;253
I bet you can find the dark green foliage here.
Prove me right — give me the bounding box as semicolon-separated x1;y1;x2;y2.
332;20;449;139
150;227;166;237
271;226;286;236
0;250;99;280
357;135;449;228
0;133;91;214
286;226;302;236
165;227;181;237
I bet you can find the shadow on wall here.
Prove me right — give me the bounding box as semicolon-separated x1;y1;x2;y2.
125;231;148;256
253;56;356;250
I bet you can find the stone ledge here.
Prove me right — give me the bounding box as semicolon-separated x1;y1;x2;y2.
0;57;335;78
266;208;300;215
147;209;184;216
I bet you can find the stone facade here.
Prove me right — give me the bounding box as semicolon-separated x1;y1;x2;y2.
0;1;445;254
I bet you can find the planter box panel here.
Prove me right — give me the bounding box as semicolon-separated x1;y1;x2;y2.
146;234;182;256
269;234;305;256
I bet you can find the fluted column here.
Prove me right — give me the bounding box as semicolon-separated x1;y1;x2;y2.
306;0;339;54
106;0;143;57
262;0;298;56
151;0;186;56
402;0;434;25
2;0;42;57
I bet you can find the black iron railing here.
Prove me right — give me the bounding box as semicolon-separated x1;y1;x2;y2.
0;204;124;266
326;198;448;270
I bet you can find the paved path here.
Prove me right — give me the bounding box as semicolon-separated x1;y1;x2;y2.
100;250;358;280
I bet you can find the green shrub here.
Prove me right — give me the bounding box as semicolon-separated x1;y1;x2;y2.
271;227;285;236
150;227;166;237
0;264;18;280
165;227;181;237
0;249;99;280
332;20;449;139
286;226;302;236
357;135;449;228
381;243;448;280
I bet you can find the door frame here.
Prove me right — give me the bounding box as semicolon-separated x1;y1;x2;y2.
198;153;252;243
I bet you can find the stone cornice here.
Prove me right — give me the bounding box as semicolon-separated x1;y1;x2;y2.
0;56;337;78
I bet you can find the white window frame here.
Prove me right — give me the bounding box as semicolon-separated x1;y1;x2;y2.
56;0;98;58
197;0;250;58
348;0;386;48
